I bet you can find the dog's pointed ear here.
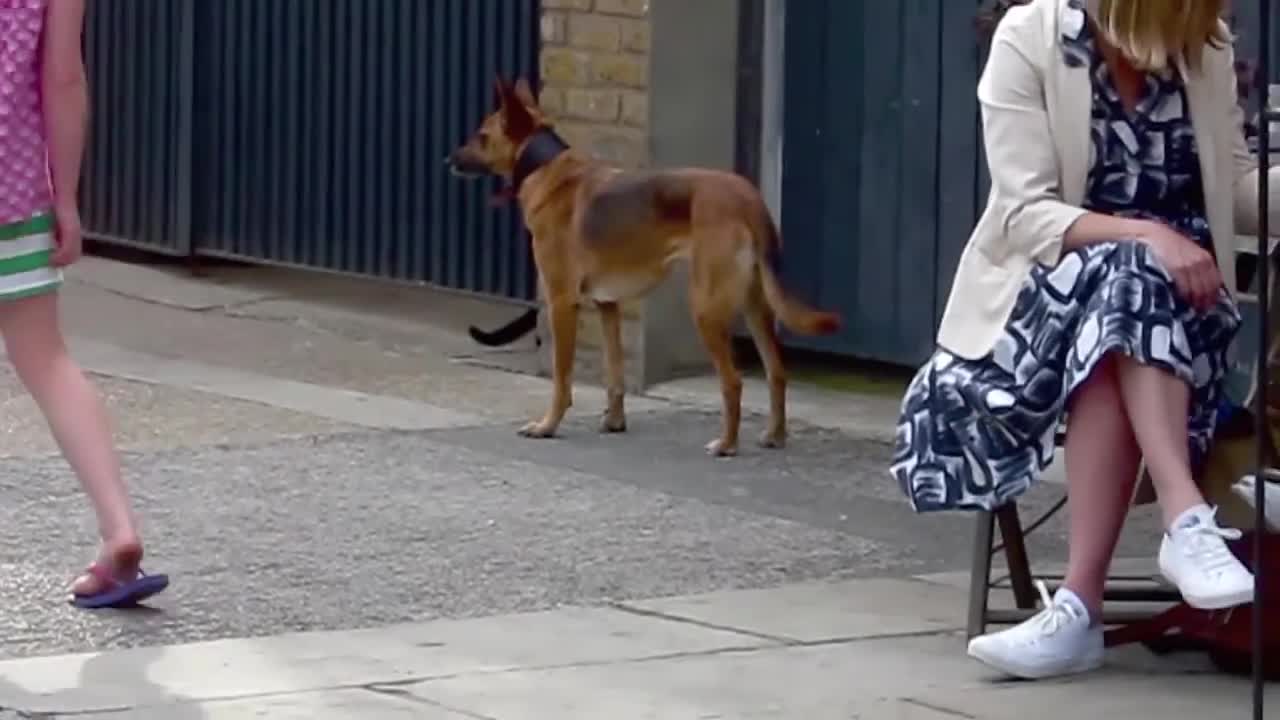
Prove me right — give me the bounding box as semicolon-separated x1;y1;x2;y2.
500;83;536;139
512;77;537;108
499;94;535;139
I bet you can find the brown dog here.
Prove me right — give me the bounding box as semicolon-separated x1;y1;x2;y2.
448;77;841;456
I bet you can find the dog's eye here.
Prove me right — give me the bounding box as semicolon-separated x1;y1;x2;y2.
476;132;489;146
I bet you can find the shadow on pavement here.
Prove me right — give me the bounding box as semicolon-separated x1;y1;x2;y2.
0;644;206;719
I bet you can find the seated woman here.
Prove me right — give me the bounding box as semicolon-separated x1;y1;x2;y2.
891;0;1277;680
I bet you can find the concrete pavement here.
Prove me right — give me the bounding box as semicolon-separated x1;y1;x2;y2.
0;256;1255;717
0;577;1268;718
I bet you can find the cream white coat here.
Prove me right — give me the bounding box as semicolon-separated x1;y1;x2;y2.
937;0;1279;359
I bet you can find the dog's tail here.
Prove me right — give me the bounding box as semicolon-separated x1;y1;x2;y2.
469;308;539;347
752;211;842;336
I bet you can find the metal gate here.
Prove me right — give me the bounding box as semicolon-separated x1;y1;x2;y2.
778;0;985;366
82;0;540;301
82;0;195;255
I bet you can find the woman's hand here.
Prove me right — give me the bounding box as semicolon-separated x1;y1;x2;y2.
51;205;82;267
1134;220;1221;311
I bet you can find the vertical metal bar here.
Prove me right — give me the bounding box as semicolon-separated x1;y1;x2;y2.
480;0;498;295
383;0;403;279
314;0;334;269
1255;0;1270;715
429;0;448;287
174;0;195;257
409;1;428;283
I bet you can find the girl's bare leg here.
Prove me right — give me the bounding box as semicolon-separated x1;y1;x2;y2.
0;292;141;592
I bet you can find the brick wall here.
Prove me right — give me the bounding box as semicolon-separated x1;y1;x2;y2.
536;0;653;391
539;0;650;168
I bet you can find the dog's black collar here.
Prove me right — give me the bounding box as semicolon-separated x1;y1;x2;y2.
511;129;570;193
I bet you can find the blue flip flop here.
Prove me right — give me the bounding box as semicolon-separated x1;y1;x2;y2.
71;563;170;609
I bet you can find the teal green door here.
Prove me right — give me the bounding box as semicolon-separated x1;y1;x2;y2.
778;0;985;366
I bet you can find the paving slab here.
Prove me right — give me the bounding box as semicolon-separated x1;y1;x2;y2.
395;629;1255;720
0;607;765;715
67;257;278;311
620;578;965;643
70;340;485;431
396;633;984;720
58;277;670;426
909;667;1275;719
72;689;446;720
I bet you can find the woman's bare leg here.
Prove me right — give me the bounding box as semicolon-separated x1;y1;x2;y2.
1111;355;1203;525
1061;354;1142;616
0;292;141;590
965;358;1125;679
1112;353;1252;609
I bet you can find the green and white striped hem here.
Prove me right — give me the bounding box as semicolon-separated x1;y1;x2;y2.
0;213;61;301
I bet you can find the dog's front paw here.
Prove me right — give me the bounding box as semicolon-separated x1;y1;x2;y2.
518;420;558;439
704;438;738;457
757;429;787;449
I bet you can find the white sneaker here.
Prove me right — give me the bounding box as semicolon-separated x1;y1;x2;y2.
1158;505;1254;610
967;582;1103;680
1231;475;1280;531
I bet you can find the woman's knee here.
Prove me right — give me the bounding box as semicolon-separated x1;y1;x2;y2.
1067;352;1122;411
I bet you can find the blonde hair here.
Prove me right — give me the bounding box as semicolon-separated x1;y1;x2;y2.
1092;0;1231;72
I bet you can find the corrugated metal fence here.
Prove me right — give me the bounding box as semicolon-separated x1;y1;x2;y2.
82;0;541;301
82;0;195;255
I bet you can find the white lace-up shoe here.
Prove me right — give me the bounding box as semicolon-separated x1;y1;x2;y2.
967;582;1103;680
1232;475;1280;531
1158;505;1254;610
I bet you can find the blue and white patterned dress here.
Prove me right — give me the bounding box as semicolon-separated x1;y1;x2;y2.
889;5;1242;513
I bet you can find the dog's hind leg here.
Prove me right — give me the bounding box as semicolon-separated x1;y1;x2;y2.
598;301;628;433
744;290;787;449
691;295;743;457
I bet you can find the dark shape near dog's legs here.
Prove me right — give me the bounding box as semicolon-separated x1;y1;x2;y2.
468;308;539;347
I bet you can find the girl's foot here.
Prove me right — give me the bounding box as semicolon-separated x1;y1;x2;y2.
70;536;143;598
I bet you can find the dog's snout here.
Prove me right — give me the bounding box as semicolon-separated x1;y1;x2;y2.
446;147;491;178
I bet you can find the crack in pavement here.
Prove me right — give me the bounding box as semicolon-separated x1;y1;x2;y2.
363;686;499;720
897;697;979;719
607;602;800;645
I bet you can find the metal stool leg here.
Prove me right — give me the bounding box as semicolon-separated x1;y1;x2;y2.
996;504;1038;610
967;510;995;640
